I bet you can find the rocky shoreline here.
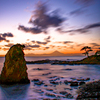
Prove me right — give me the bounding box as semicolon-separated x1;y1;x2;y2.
26;55;100;65
77;80;100;99
30;76;100;99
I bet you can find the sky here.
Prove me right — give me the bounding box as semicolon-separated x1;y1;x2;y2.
0;0;100;56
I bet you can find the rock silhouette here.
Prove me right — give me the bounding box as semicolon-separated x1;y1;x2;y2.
0;44;30;84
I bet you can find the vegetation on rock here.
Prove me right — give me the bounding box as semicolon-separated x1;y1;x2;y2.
80;46;92;57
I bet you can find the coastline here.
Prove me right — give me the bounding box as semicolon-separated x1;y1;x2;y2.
26;55;100;65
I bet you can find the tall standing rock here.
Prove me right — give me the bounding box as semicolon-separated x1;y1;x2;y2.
0;44;30;84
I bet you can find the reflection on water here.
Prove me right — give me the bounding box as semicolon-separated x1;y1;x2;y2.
0;84;30;100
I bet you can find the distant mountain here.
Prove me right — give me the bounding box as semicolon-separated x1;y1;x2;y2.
49;50;65;56
26;50;65;57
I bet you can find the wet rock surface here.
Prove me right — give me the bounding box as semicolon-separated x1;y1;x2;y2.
0;44;30;84
70;82;78;86
77;80;100;99
30;74;99;100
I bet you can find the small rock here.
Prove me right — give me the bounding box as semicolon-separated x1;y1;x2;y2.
60;91;68;95
48;76;58;79
32;79;39;82
45;93;56;97
46;88;53;91
86;78;90;81
79;81;85;85
77;78;85;81
50;81;59;85
70;77;76;80
44;84;48;87
34;81;44;85
64;80;68;84
70;81;78;86
64;88;72;90
65;68;72;70
65;93;73;99
42;72;51;76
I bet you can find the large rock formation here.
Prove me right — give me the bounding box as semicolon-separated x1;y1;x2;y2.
0;44;30;84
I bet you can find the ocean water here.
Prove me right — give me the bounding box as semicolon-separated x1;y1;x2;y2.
0;56;100;100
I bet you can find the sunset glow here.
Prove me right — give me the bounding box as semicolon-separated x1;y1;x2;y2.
0;0;100;56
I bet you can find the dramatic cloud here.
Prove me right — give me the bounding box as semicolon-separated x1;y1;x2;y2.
2;33;13;37
0;32;14;42
57;22;100;34
18;25;42;34
70;8;85;16
18;1;65;34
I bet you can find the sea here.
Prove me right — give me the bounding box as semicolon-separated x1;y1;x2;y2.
0;56;100;100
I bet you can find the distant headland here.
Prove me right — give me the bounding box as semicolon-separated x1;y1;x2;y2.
26;55;100;65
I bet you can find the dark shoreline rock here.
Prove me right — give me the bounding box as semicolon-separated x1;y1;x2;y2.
77;80;100;99
0;44;30;85
26;55;100;65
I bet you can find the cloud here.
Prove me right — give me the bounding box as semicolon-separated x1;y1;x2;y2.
0;32;14;42
63;41;73;44
2;33;13;37
18;1;65;34
89;43;100;50
57;22;100;34
36;41;47;45
18;25;42;34
23;44;40;50
5;43;14;47
55;41;73;44
75;0;95;6
27;44;40;48
70;8;86;16
43;47;50;50
49;45;55;48
2;48;9;51
31;36;51;45
90;43;100;47
0;36;5;42
76;43;85;47
44;36;51;42
84;23;100;29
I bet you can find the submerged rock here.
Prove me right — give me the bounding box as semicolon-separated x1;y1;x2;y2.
70;81;78;86
0;44;30;84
